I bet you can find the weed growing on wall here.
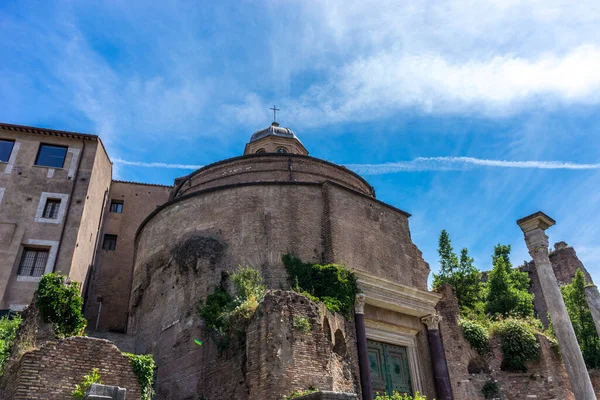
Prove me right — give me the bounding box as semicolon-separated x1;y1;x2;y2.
282;386;319;399
72;368;101;399
282;254;358;315
481;380;500;399
123;353;156;400
293;316;311;334
36;273;87;338
374;391;428;399
198;267;265;351
0;314;22;375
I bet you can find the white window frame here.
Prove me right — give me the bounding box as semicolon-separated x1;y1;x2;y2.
16;239;59;282
34;192;69;224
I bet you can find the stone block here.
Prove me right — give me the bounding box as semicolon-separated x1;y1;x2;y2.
84;383;127;400
293;391;358;400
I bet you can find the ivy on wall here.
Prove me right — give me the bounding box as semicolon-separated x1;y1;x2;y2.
36;273;87;338
0;314;22;375
282;254;358;315
123;353;156;400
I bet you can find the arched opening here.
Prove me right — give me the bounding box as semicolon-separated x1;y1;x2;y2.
333;329;347;357
323;317;332;342
276;147;288;154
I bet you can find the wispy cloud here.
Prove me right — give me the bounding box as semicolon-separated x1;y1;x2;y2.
114;156;600;174
113;158;204;170
347;157;600;174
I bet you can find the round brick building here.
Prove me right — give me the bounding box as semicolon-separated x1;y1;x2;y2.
128;123;438;399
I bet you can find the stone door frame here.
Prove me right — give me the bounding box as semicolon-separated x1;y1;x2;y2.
365;319;424;395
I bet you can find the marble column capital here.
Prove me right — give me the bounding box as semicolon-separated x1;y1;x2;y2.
421;313;443;331
355;293;366;315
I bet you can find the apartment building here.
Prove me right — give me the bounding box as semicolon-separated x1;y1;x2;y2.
0;122;171;331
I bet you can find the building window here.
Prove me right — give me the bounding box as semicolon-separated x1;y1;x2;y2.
0;139;15;162
110;200;123;213
255;149;266;154
35;144;68;168
276;147;288;154
42;198;61;219
18;248;49;277
102;234;118;251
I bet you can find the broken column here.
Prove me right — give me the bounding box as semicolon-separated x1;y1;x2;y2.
585;285;600;338
517;212;595;400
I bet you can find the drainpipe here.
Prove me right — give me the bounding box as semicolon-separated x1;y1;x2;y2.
54;138;86;272
355;294;372;400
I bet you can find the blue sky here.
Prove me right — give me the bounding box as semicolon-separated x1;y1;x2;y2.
1;1;599;284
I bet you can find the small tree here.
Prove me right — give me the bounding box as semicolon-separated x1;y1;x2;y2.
561;269;600;368
486;244;534;318
433;230;483;311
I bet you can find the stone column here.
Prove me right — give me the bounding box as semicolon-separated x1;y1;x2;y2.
517;212;595;400
354;294;372;400
421;314;453;400
585;285;600;338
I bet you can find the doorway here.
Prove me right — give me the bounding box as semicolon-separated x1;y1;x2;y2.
367;340;412;397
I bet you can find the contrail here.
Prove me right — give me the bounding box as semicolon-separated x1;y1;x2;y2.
114;156;600;175
113;158;204;170
346;157;600;175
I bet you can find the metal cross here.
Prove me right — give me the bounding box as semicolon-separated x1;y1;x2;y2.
270;105;280;122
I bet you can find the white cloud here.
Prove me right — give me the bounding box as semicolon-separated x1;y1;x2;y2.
113;158;204;170
114;156;600;174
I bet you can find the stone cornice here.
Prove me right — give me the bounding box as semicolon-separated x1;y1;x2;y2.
355;272;441;318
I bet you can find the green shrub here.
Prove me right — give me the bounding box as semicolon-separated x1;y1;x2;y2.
374;391;428;399
293;316;311;334
282;254;358;315
459;318;490;355
36;273;87;338
123;353;155;400
198;267;266;351
491;318;539;372
282;386;319;399
72;368;101;399
482;380;499;399
0;314;22;375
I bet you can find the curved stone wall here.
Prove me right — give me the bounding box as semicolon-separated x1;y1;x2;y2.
171;154;375;199
129;179;429;399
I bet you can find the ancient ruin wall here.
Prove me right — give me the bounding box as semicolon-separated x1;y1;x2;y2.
522;242;594;326
245;291;358;400
1;336;141;400
436;285;573;400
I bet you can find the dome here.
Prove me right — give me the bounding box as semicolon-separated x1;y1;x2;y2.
249;122;301;144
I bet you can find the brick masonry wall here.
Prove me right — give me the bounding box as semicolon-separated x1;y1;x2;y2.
129;180;428;398
436;285;575;400
173;154;375;199
1;336;141;400
245;291;357;400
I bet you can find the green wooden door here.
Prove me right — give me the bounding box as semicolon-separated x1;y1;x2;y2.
367;340;412;397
